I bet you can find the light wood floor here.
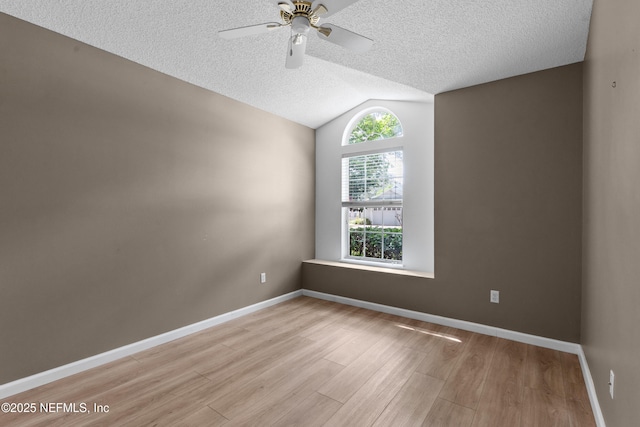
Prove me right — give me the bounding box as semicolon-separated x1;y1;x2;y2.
1;296;595;426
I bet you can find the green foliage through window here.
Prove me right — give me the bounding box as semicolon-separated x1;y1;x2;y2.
349;226;402;260
347;207;403;262
348;111;403;145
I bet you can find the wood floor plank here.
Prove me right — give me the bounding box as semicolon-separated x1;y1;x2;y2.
126;395;223;426
323;347;427;427
323;330;382;366
422;398;475;427
438;333;498;409
127;372;221;424
135;356;338;427
209;357;342;421
471;338;527;427
200;327;261;353
372;372;444;427
160;343;238;384
317;334;407;403
69;387;179;426
564;380;597;427
186;344;241;379
177;406;229;426
223;301;330;350
297;301;360;339
521;386;570;427
414;326;472;381
198;335;312;387
559;351;583;384
222;359;344;426
243;306;327;336
525;345;565;397
130;325;246;364
485;338;528;385
405;322;456;352
64;371;209;426
471;377;523;427
209;324;351;419
229;296;317;328
197;337;312;403
272;392;342;427
200;325;357;407
336;306;382;332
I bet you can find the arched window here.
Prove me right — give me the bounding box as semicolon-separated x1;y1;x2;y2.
344;109;403;145
341;108;404;264
315;100;434;273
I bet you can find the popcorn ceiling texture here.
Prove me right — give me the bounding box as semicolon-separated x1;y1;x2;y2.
0;0;592;128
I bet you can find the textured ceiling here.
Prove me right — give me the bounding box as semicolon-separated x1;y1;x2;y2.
0;0;593;128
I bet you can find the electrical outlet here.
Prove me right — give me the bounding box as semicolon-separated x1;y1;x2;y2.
260;272;266;284
490;290;500;303
609;370;615;399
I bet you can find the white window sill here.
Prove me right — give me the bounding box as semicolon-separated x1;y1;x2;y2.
303;259;434;279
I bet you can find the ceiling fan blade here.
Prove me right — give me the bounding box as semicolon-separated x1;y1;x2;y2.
316;24;373;53
285;34;307;69
277;1;294;14
311;0;360;18
219;22;284;39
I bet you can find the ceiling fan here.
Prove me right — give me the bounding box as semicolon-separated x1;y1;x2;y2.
218;0;373;69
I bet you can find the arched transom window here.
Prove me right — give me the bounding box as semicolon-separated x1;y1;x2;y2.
345;110;403;145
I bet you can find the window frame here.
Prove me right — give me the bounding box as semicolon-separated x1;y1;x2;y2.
314;99;434;275
340;109;405;266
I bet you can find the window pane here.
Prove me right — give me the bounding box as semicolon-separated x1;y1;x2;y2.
349;231;364;256
365;231;382;259
342;151;403;203
347;111;403;145
348;207;369;225
383;233;402;260
381;206;402;227
345;204;403;262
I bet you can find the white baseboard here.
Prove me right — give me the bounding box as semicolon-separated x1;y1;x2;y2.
577;346;607;427
301;289;605;427
0;290;303;400
302;289;580;353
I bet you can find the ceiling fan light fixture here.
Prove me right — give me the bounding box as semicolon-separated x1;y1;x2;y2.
293;33;306;45
291;16;311;34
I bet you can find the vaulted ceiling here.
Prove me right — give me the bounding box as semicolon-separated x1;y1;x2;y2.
0;0;593;128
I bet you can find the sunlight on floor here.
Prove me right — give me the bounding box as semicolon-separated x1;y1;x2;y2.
395;324;462;343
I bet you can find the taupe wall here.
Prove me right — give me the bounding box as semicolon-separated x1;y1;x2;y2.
0;14;314;385
304;63;583;342
582;0;640;425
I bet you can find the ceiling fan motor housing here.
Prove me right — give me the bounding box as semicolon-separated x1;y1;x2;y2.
281;1;320;26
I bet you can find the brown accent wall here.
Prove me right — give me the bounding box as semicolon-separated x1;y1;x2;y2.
582;0;640;424
304;63;583;342
0;14;314;384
